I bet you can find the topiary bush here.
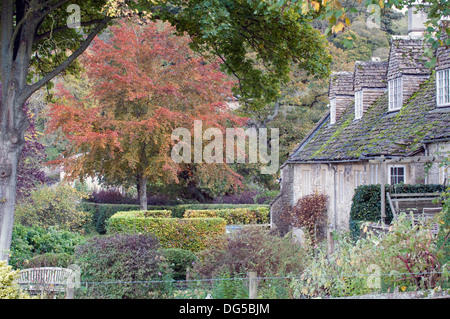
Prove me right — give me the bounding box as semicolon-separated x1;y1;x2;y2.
106;213;226;252
75;234;172;299
183;207;270;225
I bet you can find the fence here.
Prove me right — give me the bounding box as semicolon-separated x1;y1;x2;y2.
19;270;447;299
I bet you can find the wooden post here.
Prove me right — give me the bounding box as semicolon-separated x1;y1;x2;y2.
380;158;386;224
248;272;257;299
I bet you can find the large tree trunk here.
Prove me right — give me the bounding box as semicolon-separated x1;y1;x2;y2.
0;1;110;262
138;175;148;211
0;142;21;262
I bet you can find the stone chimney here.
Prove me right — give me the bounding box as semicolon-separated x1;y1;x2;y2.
328;71;354;124
408;1;429;39
353;60;388;116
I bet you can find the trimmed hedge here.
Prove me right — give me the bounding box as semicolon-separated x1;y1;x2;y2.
106;212;226;252
79;202;270;233
79;202;174;234
183;207;270;225
349;184;445;238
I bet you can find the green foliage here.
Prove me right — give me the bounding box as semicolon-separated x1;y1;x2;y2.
15;183;90;233
183;207;269;225
292;213;449;298
25;253;74;269
437;186;450;266
79;202;270;233
154;0;332;110
79;202;142;234
349;184;445;239
74;234;172;299
172;204;270;219
0;261;33;299
193;226;306;279
211;271;249;299
161;248;197;281
106;213;226;252
9;224;84;270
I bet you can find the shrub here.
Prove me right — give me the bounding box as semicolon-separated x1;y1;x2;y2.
281;193;328;246
75;234;172;299
9;224;84;269
15;183;90;233
192;226;307;279
437;186;450;266
25;253;74;269
349;184;445;239
161;248;197;281
79;202;175;234
106;213;226;252
0;261;33;299
184;207;269;225
292;213;449;298
172;203;269;218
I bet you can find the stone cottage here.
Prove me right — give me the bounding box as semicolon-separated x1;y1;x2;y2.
270;8;450;245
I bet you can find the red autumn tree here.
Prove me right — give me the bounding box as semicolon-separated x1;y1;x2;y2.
47;20;246;209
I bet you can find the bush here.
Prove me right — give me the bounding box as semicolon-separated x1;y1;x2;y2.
75;234;172;299
292;213;449;298
349;184;445;238
192;226;307;279
79;202;175;234
25;253;74;269
0;261;33;299
281;193;328;246
161;248;197;281
173;204;269;219
9;224;84;269
15;183;90;233
184;207;270;225
106;213;226;252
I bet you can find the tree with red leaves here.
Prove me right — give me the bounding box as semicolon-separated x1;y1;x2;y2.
48;20;246;210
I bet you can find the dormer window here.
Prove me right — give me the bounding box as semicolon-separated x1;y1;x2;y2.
330;98;336;124
437;69;450;107
355;90;363;119
388;77;403;111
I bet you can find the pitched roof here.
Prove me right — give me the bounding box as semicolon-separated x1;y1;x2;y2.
287;73;450;163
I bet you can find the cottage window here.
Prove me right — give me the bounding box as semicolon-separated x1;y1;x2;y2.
355;91;363;119
389;165;405;185
388;77;403;111
330;98;336;124
437;69;450;107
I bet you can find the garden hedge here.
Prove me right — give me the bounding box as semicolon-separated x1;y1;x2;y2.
79;202;269;233
183;207;270;225
106;211;226;251
349;184;445;239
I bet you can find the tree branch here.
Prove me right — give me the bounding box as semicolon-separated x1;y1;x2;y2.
23;17;111;100
33;18;108;43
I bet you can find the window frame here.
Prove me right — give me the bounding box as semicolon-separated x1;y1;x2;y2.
388;165;406;185
330;98;336;124
388;77;403;111
354;90;363;120
436;69;450;107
